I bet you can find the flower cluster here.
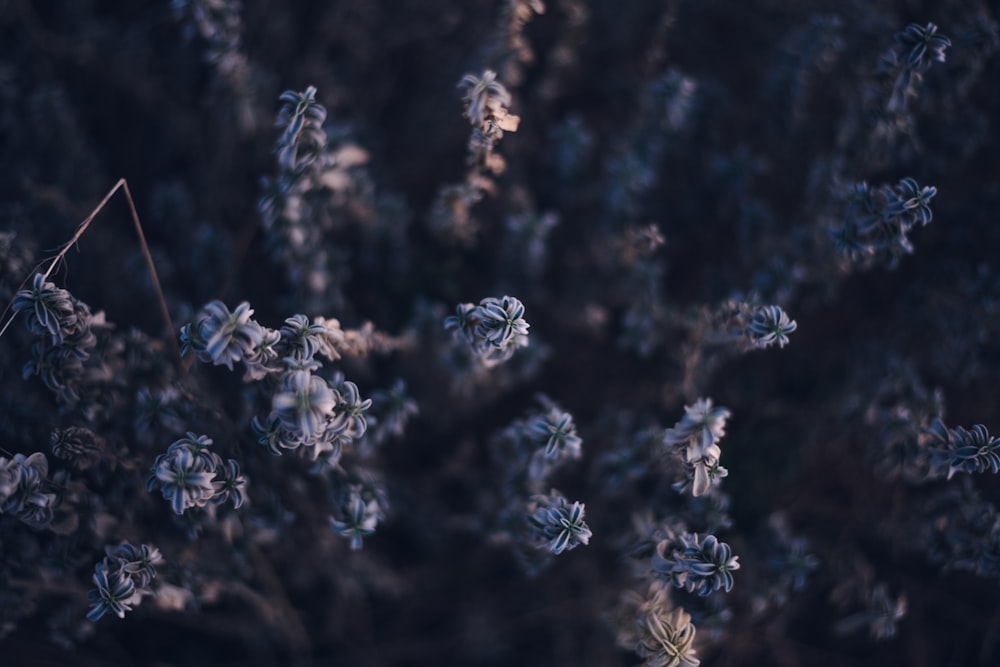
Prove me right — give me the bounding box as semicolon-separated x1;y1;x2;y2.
180;299;392;548
683;298;798;366
429;70;521;241
11;274;89;347
832;177;938;269
86;543;163;622
256;86;374;311
663;399;731;497
525;491;592;556
528;402;583;462
883;23;951;112
181;301;375;463
651;531;740;597
270;368;338;442
180;304;315;366
444;295;530;368
274;86;328;172
928;420;1000;480
11;273;102;406
181;301;277;373
616;582;701;667
487;397;590;563
147;433;246;515
747;305;798;349
492;395;583;495
894;22;951;70
253;368;371;465
459;70;520;160
328;482;385;550
0;451;57;529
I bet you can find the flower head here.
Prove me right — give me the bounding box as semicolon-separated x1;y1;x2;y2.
183;301;267;371
87;561;137;622
147;433;220;514
526;492;592;555
747;305;797;349
329;485;381;550
271;369;339;443
459;70;512;127
895;22;951;70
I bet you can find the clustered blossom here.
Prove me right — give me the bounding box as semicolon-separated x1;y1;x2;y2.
652;531;741;596
11;273;102;406
444;295;530;367
272;368;339;441
180;301;274;373
486;397;591;563
255;85;375;311
694;298;799;357
637;606;700;667
87;561;136;623
0;452;57;529
147;433;247;515
181;301;354;378
491;395;583;493
429;71;521;240
254;369;371;464
274;85;328;172
894;22;951;69
180;299;385;549
832;177;938;268
329;484;382;550
86;543;163;622
747;305;798;349
928;420;1000;480
883;23;951;113
528;404;583;461
280;313;343;361
11;273;87;346
663;399;731;497
181;301;373;464
476;296;531;349
525;491;592;555
459;69;520;139
617;583;701;667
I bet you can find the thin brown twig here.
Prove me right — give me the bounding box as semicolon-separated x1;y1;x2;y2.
0;179;182;369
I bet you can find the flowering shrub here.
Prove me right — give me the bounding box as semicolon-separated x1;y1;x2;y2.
0;2;998;666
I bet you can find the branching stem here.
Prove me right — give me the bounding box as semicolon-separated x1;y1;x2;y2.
0;178;182;369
